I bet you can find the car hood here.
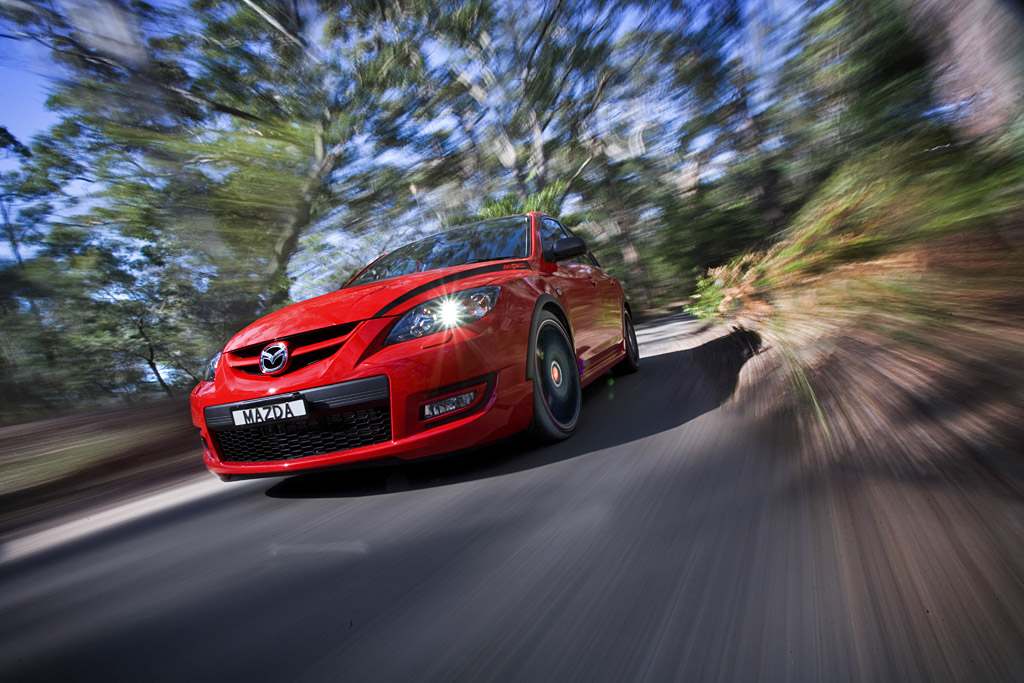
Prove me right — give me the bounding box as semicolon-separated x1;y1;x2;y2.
225;261;521;350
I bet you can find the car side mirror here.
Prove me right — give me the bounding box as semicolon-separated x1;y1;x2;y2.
548;235;588;262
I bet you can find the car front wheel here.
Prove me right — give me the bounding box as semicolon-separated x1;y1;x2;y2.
530;311;581;442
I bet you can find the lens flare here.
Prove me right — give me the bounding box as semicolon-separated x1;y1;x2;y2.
440;299;461;327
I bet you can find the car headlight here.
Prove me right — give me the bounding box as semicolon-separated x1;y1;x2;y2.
385;286;500;345
204;351;222;382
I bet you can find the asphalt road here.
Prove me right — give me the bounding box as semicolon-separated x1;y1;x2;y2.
2;316;1023;682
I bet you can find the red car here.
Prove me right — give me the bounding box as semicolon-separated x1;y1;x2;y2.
190;212;639;480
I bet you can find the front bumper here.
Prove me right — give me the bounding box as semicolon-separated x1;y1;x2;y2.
190;314;535;478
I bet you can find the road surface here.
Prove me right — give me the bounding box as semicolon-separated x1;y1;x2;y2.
1;316;1022;681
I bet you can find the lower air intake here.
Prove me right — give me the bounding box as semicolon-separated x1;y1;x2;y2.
214;406;391;463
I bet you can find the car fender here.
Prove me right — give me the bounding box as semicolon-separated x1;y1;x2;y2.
525;294;574;382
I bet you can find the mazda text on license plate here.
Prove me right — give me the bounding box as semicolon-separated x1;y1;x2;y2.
231;399;307;427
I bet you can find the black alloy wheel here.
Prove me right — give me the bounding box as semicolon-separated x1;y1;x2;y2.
530;311;581;442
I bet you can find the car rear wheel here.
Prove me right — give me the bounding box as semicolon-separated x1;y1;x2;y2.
530;311;581;442
611;309;640;375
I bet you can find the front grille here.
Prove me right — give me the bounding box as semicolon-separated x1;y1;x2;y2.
234;343;343;375
225;322;359;377
230;322;358;359
213;406;391;463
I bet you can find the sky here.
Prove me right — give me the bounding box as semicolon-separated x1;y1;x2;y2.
0;39;60;146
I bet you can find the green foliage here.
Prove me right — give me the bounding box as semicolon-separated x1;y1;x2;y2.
686;270;729;319
478;181;569;219
694;131;1024;324
685;251;766;319
0;126;30;159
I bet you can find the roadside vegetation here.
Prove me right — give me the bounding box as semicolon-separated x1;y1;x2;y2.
694;131;1024;474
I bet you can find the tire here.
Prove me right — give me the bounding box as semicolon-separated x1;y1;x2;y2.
611;309;640;375
530;311;582;442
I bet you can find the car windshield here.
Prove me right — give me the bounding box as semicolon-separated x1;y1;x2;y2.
345;215;531;288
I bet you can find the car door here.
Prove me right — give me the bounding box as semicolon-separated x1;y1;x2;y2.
540;218;610;368
583;251;625;355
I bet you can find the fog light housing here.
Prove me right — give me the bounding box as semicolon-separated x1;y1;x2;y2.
422;390;476;419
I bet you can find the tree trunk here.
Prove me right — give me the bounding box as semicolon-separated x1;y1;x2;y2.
529;107;547;192
734;77;783;236
612;213;652;311
263;113;342;312
145;346;175;398
900;0;1024;139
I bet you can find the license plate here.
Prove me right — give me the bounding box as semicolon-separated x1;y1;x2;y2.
232;399;307;427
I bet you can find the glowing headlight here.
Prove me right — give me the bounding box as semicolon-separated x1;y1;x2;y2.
439;299;461;328
385;286;499;345
204;350;223;382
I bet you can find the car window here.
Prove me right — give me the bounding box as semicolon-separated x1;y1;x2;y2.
540;217;571;251
345;216;531;287
542;217;594;266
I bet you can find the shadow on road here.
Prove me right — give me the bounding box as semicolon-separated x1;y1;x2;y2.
265;329;761;500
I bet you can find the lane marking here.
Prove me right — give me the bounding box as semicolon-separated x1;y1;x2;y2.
268;541;368;557
636;318;703;358
1;476;259;565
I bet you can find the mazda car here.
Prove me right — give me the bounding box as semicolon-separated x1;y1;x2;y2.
190;212;640;480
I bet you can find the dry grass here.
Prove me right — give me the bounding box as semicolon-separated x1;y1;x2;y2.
690;133;1024;479
731;230;1024;480
0;398;203;533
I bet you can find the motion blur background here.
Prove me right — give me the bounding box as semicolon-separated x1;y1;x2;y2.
0;0;1022;493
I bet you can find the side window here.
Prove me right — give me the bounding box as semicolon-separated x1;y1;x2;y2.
541;217;590;265
540;218;570;253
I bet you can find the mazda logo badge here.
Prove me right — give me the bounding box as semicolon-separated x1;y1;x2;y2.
259;341;290;375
